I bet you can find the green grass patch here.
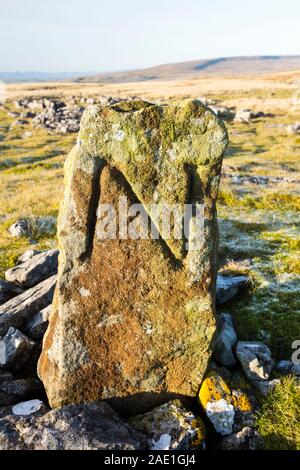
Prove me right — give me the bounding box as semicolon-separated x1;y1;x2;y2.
256;377;300;450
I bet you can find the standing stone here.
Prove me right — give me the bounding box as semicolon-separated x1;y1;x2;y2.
38;100;228;414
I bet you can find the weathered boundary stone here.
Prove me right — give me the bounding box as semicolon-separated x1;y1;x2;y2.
38;100;228;414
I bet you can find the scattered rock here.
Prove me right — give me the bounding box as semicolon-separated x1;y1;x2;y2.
234;109;252;124
26;305;51;339
10;119;28;128
251;378;280;396
20;111;36;119
7;112;19;118
0;328;35;370
199;371;253;436
198;372;234;435
0;378;43;406
0;401;147;450
206;399;235;436
5;249;58;288
220;426;264;450
275;360;300;377
129;400;205;450
213;313;237;367
222;173;299;186
22;131;33;139
0;275;56;336
32;99;84;134
286;122;300;135
0;280;23;306
216;274;248;304
18;249;41;264
209;105;235;120
236;341;273;381
12;399;45;416
8;219;30;238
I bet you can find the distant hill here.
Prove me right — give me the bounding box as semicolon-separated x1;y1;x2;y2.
76;55;300;84
0;71;94;83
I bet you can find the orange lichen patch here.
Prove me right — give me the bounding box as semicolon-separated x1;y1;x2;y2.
198;371;232;408
198;371;253;414
191;417;206;448
232;390;252;412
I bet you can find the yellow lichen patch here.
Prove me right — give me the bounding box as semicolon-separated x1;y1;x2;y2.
198;371;253;414
198;371;232;409
231;390;252;412
191;417;206;448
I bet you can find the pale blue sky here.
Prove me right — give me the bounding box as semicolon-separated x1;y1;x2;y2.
0;0;299;72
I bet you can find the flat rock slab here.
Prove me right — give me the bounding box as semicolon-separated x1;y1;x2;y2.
0;280;24;306
0;327;35;370
0;401;147;450
0;276;56;336
5;249;58;288
216;274;248;305
38;100;228;414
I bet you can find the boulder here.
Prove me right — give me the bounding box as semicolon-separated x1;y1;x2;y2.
216;274;248;304
129;399;205;450
18;249;41;264
5;250;58;288
198;371;253;436
0;275;56;336
236;341;273;381
213;313;237;367
275;360;300;377
234;109;252;124
38;100;228;413
26;305;51;340
0;280;23;306
0;377;43;406
0;328;35;370
8;219;30;238
286;122;300;135
220;426;264;450
0;401;147;450
251;378;280;396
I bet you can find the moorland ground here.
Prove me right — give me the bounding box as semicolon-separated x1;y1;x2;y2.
1;71;300;448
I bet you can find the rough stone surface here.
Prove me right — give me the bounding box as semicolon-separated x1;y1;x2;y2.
26;305;52;340
8;219;30;237
275;360;300;377
219;426;264;450
0;280;23;306
236;341;273;381
234;109;252;124
0;377;43;406
129;399;205;450
0;401;147;450
5;250;58;288
251;378;280;396
18;249;41;264
198;371;253;435
206;399;235;436
213;313;237;367
39;100;228;413
216;274;248;305
0;275;56;336
0;327;35;370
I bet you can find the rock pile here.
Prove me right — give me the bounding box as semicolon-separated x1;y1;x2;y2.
0;245;298;449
